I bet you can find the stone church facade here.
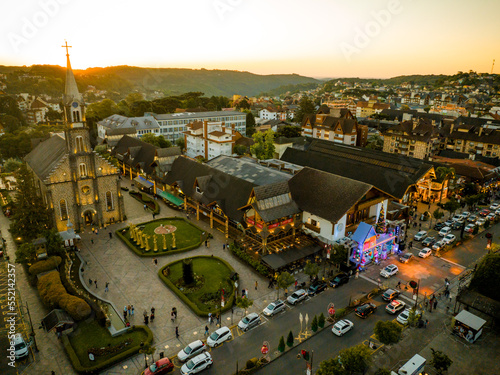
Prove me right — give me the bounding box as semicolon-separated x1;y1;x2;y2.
25;46;125;232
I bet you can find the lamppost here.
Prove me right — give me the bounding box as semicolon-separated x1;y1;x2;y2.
140;342;148;369
25;302;39;352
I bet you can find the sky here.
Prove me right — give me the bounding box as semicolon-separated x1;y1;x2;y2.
1;0;499;78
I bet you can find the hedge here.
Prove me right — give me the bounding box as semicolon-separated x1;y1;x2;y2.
230;244;269;277
29;256;62;275
115;217;204;257
62;325;153;374
129;191;160;214
158;255;236;317
37;271;91;321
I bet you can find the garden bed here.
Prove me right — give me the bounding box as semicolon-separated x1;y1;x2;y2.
159;255;236;316
116;217;204;257
129;191;160;214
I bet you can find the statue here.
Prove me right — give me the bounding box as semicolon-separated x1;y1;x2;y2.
153;235;158;252
162;234;167;250
172;232;176;249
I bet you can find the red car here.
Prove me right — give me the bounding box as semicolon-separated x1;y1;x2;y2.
144;358;174;375
479;209;490;217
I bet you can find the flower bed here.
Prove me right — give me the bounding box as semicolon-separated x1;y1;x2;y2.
229;243;269;277
129;191;160;214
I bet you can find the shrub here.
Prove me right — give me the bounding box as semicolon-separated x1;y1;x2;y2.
374;320;402;345
59;295;92;321
229;244;269;277
318;313;325;328
311;315;318;332
286;330;294;347
336;308;347;319
29;256;62;275
278;336;285;352
246;358;258;369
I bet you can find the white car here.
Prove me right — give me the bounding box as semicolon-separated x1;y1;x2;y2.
495;209;500;217
464;224;475;233
476;218;486;227
397;308;421;325
418;247;432;258
237;313;261;331
206;326;232;347
13;333;29;359
177;340;207;362
451;215;462;222
443;234;456;245
486;213;496;221
380;264;399;278
287;289;307;305
180;352;213;375
332;319;354;336
432;240;446;251
385;299;406;314
490;203;499;211
461;211;470;219
438;226;451;237
263;300;286;316
413;231;427;241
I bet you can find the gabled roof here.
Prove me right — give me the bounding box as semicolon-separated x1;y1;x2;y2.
24;134;67;181
252;181;300;222
112;135;159;176
156;147;181;158
288;167;374;223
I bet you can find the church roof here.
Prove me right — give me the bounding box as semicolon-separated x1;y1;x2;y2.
63;52;82;106
25;134;67;181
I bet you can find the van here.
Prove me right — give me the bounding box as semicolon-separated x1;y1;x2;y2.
438;226;451;237
391;354;426;375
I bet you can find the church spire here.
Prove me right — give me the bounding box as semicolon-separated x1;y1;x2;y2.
62;41;82;105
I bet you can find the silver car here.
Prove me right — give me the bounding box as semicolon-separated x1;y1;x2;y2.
177;340;206;362
287;289;307;305
237;313;261;331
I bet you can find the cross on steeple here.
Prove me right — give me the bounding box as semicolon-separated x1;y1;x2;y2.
62;40;72;57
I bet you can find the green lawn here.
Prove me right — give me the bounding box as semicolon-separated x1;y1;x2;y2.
122;217;203;254
68;319;149;368
166;257;234;312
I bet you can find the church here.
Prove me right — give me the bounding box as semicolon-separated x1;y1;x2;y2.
25;44;125;231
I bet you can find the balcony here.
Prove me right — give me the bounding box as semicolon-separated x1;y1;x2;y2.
304;222;320;233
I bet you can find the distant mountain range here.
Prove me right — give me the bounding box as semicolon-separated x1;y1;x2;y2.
0;64;321;98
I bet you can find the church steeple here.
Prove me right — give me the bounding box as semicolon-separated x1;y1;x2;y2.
62;41;85;126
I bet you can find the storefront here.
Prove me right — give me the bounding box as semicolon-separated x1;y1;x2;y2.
453;310;486;343
349;222;400;268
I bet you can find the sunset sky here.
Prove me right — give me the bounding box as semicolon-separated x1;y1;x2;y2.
1;0;499;78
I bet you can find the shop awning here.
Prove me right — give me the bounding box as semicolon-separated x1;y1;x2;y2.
156;188;184;207
134;176;153;188
261;245;322;270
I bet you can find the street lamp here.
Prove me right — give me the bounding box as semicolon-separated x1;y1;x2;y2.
25;302;39;352
140;342;148;369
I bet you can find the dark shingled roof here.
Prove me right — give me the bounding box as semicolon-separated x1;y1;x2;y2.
252;181;300;222
112;135;158;176
164;156;255;222
282;139;433;199
288;167;373;223
25;134;67;181
383;118;439;142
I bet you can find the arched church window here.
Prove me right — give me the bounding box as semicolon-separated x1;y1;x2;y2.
106;191;114;211
60;199;68;220
76;136;84;152
79;163;87;178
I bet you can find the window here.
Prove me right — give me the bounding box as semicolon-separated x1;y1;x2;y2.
79;163;87;177
75;136;84;152
60;199;68;220
81;185;90;195
106;191;114;211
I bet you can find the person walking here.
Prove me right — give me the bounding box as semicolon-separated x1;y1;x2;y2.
143;310;148;319
95;280;98;289
89;278;92;286
123;309;127;320
216;314;220;327
150;312;155;323
131;305;135;316
208;312;213;324
255;281;258;290
171;311;175;322
396;281;401;289
204;325;209;336
143;204;147;211
175;326;179;338
127;305;131;316
294;279;298;289
124;306;128;317
153;258;158;266
108;232;112;239
222;243;226;250
173;307;177;319
105;282;109;292
144;315;149;325
151;307;155;316
434;299;438;310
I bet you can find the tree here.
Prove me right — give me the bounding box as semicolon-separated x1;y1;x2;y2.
250;129;275;160
175;137;185;150
236;99;250;110
436;167;455;202
304;262;319;279
44;229;64;257
286;330;294;347
140;133;172;148
45;108;63;122
443;199;460;219
432;208;444;227
318;313;325;328
294;96;315;123
277;336;285;352
139;342;156;368
3;157;23;173
233;144;247;156
275;125;301;138
339;344;372;374
316;358;348;375
235;296;253;315
276;271;294;299
86;98;120;120
125;92;144;106
311;315;318;332
329;245;348;268
365;134;384;150
9;164;52;242
430;348;452;375
245;112;256;136
406;308;420;328
469;253;500;301
374;320;402;345
182;259;194;285
15;243;36;264
0;114;22;133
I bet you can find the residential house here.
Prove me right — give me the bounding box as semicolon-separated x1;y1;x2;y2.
302;108;360;146
356;98;390;118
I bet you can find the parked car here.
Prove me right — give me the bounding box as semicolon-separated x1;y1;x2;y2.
439;226;452;237
399;252;414;263
13;333;29;359
486;213;496;221
495;209;500;217
479;209;491;217
263;300;286;316
468;214;478;223
206;326;232;347
460;211;470;219
476;218;486;227
413;231;427;241
444;219;454;227
355;303;377;318
382;288;400;301
452;214;462;222
308;280;328;296
432;240;445;251
490;203;499;211
287;289;307;305
443;234;456;245
464;224;475;233
178;340;207;363
180;352;213;375
380;264;399;278
397;308;421;325
145;358;175;375
329;273;349;288
418;247;432;258
331;319;354;336
451;221;462;230
386;299;406;314
421;236;436;247
237;313;261;331
433;222;445;231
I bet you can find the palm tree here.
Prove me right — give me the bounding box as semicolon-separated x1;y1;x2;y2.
436;167;455;202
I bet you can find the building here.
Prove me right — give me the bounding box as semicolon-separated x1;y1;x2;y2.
97;115;159;146
24;47;125;231
302;108;360;146
382;118;440;159
259;108;287;121
150;110;247;143
184;120;240;160
356;99;390;118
